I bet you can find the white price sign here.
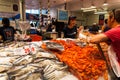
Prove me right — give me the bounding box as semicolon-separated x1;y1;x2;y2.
14;45;36;55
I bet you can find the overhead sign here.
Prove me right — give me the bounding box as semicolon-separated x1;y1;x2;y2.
58;9;68;22
0;0;19;13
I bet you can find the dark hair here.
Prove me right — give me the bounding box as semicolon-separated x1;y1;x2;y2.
30;23;34;27
68;16;76;25
111;9;120;23
104;19;108;24
2;17;10;26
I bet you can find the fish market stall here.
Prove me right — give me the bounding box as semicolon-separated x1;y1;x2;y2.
0;39;118;80
41;39;118;80
0;41;78;80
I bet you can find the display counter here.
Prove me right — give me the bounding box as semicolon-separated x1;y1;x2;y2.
0;39;118;80
46;32;58;39
0;41;78;80
42;39;118;80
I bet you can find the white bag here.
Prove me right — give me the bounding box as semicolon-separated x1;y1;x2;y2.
79;33;87;39
108;46;120;77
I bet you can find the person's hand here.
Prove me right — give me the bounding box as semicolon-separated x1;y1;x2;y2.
0;35;3;42
78;26;83;33
0;35;2;40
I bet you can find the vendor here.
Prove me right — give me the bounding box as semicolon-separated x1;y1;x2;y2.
89;23;99;34
63;16;78;38
90;9;120;73
0;17;16;42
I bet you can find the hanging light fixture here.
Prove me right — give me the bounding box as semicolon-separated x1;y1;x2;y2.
81;0;96;12
39;0;43;28
47;0;50;15
90;0;96;8
83;9;97;12
103;0;108;6
90;4;96;8
64;0;67;10
94;11;108;14
39;1;42;15
47;0;51;24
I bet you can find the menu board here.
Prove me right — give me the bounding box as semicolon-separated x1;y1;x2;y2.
58;9;68;22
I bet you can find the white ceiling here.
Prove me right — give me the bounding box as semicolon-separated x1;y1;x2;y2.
25;0;120;10
25;0;73;9
0;0;120;17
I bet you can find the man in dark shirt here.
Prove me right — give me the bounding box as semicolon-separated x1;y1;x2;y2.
89;23;99;33
63;25;77;38
0;18;16;42
63;16;77;38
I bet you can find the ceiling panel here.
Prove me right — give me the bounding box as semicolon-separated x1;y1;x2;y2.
0;0;120;17
25;0;73;9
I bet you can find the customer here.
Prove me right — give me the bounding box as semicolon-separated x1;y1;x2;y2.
30;23;37;34
90;9;120;77
101;19;111;32
63;16;78;38
89;23;99;34
46;22;53;32
0;17;16;42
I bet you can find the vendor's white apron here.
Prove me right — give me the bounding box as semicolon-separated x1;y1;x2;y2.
108;46;120;77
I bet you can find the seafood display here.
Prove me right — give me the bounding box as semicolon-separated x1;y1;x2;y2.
0;41;78;80
50;40;110;80
45;41;64;51
0;39;116;80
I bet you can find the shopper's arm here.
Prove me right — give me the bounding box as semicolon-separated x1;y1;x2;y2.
77;26;84;38
0;35;3;42
0;35;2;40
90;33;109;44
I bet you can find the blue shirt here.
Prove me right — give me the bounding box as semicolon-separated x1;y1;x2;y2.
0;26;15;41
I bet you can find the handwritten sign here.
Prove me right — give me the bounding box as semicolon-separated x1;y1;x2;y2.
14;45;36;55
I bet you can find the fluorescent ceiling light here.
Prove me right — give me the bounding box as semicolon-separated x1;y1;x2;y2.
90;3;96;8
103;3;108;6
81;4;96;12
83;9;97;12
94;11;108;14
81;7;96;10
90;5;96;8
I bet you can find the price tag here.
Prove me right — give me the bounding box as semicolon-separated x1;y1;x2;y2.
14;45;36;55
24;45;36;54
14;47;27;55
